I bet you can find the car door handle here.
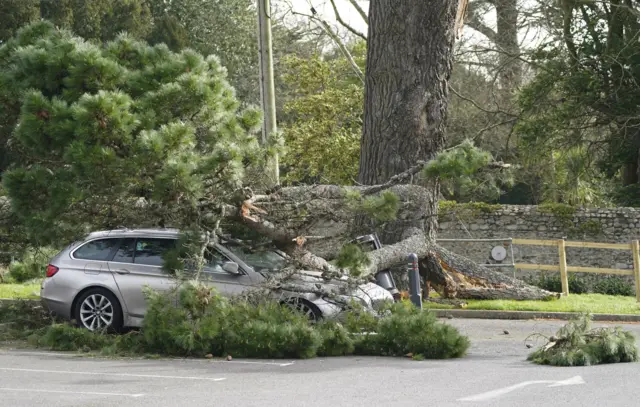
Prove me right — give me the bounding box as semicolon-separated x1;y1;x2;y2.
115;269;130;275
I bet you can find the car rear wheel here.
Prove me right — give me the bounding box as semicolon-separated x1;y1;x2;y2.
74;288;123;332
285;298;322;322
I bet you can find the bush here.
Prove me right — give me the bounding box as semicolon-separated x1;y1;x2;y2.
593;278;634;297
526;273;589;294
316;320;355;356
11;283;470;360
365;302;470;359
0;300;51;340
30;323;111;351
528;313;638;366
8;248;58;282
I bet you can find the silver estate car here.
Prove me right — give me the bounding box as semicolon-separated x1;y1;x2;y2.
41;228;394;331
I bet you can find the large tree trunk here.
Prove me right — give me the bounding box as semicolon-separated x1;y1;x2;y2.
358;0;458;244
358;0;456;185
222;181;555;301
495;0;521;88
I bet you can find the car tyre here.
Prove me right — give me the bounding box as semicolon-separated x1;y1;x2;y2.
74;288;123;333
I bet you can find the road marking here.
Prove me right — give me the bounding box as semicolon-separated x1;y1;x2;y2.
222;360;295;367
0;351;82;358
458;376;585;402
0;388;144;398
0;368;226;382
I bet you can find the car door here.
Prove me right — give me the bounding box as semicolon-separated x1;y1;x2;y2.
200;245;254;296
71;237;121;283
107;237;177;318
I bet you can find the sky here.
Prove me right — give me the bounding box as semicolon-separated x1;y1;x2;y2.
277;0;546;52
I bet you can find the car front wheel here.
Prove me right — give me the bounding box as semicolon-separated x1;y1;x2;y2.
74;288;123;332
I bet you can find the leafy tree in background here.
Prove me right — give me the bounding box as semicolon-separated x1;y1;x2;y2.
280;43;365;184
146;0;324;105
0;0;153;43
0;22;262;245
516;1;640;206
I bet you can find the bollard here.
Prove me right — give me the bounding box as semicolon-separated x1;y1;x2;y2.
407;253;422;309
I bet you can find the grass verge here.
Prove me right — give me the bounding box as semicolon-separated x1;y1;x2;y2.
424;294;640;315
0;283;40;299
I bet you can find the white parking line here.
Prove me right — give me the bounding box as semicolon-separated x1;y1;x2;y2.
0;388;144;398
0;368;226;382
221;360;295;367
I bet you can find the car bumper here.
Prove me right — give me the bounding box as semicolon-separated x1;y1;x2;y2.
40;295;71;320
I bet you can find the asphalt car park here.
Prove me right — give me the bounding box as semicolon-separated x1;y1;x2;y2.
3;319;640;407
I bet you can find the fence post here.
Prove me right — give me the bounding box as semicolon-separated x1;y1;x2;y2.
632;240;640;303
558;239;569;296
407;253;422;309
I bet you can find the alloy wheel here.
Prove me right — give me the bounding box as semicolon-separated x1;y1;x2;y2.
79;294;114;331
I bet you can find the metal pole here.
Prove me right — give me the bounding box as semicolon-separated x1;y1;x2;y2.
257;0;279;185
407;253;422;309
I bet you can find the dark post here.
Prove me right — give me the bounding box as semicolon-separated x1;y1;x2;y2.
407;253;422;309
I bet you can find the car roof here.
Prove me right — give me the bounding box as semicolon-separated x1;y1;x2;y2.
86;228;181;239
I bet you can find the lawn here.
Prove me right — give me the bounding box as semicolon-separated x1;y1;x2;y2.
424;294;640;315
0;283;40;299
2;283;640;315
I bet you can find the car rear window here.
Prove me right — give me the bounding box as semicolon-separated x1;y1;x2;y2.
73;239;120;261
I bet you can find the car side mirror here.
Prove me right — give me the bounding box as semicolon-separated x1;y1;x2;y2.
222;261;240;275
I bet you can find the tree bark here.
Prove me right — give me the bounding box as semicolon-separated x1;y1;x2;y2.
494;0;521;88
220;183;556;301
358;0;457;186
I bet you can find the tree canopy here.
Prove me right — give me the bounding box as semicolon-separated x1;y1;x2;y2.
0;21;262;244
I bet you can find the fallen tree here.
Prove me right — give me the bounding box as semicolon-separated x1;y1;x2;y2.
213;161;556;301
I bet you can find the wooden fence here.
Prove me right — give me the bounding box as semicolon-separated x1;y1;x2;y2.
513;239;640;301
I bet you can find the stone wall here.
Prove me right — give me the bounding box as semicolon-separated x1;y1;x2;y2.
437;203;640;283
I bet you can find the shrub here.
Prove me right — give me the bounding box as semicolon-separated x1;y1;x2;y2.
0;300;51;340
8;247;58;282
526;273;589;294
370;302;470;359
316;320;355;356
11;283;470;361
593;278;634;297
528;314;638;366
31;323;111;351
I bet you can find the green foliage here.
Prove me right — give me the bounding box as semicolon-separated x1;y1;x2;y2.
528;314;638;366
1;0;152;44
316;320;355;356
8;247;58;282
593;278;634;297
141;283;321;358
361;191;401;222
361;303;470;358
280;47;365;185
515;2;640;206
424;139;515;202
335;244;371;277
437;200;501;222
32;323;111;351
5;285;470;361
345;190;400;224
525;273;589;295
569;219;603;238
538;203;576;227
0;22;262;243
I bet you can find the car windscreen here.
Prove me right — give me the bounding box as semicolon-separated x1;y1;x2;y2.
223;244;288;271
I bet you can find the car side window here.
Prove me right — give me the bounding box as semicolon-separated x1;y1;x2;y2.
204;247;231;273
74;239;120;261
133;238;176;267
112;238;135;263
